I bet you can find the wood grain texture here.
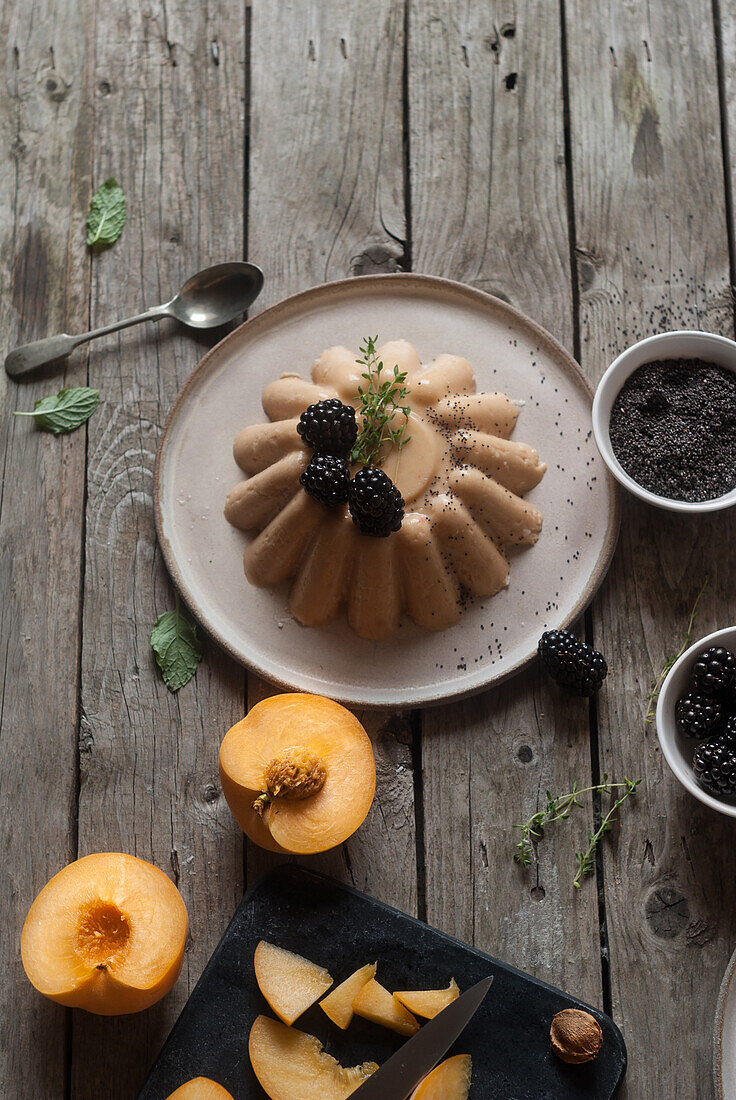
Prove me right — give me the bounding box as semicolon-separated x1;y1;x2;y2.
566;1;736;1095
0;3;91;1096
245;0;417;914
409;0;603;1004
721;0;736;267
71;3;246;1096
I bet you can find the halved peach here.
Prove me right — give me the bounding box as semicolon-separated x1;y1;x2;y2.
249;1014;378;1100
165;1080;234;1100
255;940;333;1025
394;978;459;1019
352;978;419;1036
319;962;377;1029
409;1054;472;1099
21;852;188;1015
219;694;376;854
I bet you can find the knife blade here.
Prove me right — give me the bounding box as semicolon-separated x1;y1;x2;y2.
351;974;493;1100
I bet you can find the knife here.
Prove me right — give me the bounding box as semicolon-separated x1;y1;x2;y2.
352;975;493;1099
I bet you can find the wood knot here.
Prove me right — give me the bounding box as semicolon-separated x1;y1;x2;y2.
350;242;404;276
517;744;533;763
41;70;70;102
645;885;689;939
575;247;601;293
201;783;220;804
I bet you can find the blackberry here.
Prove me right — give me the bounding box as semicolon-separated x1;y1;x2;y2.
674;693;722;739
691;646;736;697
693;734;736;797
297;399;357;456
300;454;350;508
348;466;404;537
538;629;608;696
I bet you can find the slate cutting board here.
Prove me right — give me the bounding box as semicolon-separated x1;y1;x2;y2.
138;866;626;1099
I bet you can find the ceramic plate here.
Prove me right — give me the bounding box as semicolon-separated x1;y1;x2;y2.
155;274;619;707
715;946;736;1097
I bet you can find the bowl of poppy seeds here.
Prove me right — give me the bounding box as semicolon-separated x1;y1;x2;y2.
592;331;736;512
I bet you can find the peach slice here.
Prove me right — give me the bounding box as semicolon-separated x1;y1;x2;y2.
219;694;376;854
255;940;333;1025
319;962;377;1029
21;852;187;1015
352;978;419;1036
165;1080;234;1100
249;1014;378;1100
409;1054;472;1099
394;978;460;1019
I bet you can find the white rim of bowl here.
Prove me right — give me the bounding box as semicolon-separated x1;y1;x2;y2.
656;625;736;817
592;330;736;513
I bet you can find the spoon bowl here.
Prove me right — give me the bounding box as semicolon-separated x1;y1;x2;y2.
167;262;264;328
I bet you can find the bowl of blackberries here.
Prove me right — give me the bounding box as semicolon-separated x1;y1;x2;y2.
592;330;736;513
657;627;736;815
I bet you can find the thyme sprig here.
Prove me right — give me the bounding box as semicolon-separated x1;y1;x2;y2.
514;774;641;888
645;577;708;724
573;778;641;888
349;335;411;467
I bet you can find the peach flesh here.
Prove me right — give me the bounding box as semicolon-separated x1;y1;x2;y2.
165;1080;234;1100
219;694;375;855
21;852;188;1015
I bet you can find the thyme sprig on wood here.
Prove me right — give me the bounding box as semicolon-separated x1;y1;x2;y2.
645;577;708;724
514;775;641;888
573;778;641;888
349;335;411;467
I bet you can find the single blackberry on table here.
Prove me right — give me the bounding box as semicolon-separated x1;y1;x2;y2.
674;693;723;739
537;629;608;697
297;399;357;456
691;646;736;697
348;466;404;537
693;734;736;797
300;454;350;508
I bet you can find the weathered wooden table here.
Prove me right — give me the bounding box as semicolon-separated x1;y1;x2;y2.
2;2;736;1097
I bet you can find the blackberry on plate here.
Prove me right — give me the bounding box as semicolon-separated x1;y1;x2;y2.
297;399;357;456
674;693;723;739
348;466;404;538
691;646;736;697
538;629;608;697
300;454;350;508
693;734;736;797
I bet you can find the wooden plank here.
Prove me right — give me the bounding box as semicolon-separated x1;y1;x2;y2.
0;3;91;1095
246;0;417;913
565;1;736;1095
71;4;246;1096
720;0;736;269
409;1;604;1003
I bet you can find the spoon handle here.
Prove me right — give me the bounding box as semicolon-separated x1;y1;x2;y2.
5;304;168;378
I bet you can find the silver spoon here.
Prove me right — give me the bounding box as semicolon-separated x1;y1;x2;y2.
5;261;264;378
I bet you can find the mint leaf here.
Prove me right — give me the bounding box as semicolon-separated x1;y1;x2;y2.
87;178;127;251
150;600;203;691
14;386;100;435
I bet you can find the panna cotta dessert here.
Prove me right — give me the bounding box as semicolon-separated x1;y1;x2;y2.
224;339;546;640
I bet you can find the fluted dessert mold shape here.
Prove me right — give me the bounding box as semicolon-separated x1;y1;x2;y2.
224;340;547;640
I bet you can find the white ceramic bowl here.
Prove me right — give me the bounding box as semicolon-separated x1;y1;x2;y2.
656;625;736;817
592;330;736;513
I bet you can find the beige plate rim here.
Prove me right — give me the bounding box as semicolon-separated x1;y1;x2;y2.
154;272;620;708
715;944;736;1099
